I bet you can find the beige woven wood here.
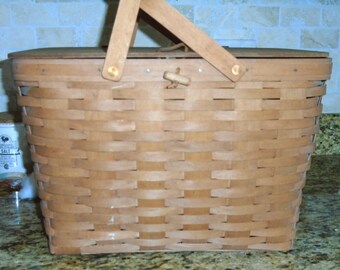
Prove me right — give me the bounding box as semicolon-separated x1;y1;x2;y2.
9;0;332;255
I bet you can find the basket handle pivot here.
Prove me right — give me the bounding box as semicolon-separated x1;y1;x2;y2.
103;0;247;82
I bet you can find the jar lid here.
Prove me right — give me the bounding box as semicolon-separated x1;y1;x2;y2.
0;112;22;124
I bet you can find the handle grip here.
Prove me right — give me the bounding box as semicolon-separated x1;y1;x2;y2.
164;71;191;86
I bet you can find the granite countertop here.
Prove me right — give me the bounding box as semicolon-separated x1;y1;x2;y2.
0;155;339;270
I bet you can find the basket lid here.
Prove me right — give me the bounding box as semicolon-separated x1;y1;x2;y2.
8;47;329;59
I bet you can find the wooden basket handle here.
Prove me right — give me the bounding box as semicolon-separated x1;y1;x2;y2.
102;0;141;81
102;0;247;82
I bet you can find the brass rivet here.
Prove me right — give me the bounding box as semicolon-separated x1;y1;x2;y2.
232;65;240;76
107;66;119;77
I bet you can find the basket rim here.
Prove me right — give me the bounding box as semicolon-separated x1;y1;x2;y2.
8;47;329;60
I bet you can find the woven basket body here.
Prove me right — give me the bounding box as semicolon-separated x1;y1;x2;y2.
10;48;331;254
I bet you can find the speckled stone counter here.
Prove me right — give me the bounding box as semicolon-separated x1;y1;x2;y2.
315;114;340;155
0;155;339;270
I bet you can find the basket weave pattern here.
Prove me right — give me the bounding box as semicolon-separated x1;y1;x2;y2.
15;57;329;254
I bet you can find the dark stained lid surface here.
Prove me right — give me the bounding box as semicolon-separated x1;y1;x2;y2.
8;47;329;59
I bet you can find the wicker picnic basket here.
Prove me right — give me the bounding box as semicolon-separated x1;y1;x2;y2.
9;0;332;255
